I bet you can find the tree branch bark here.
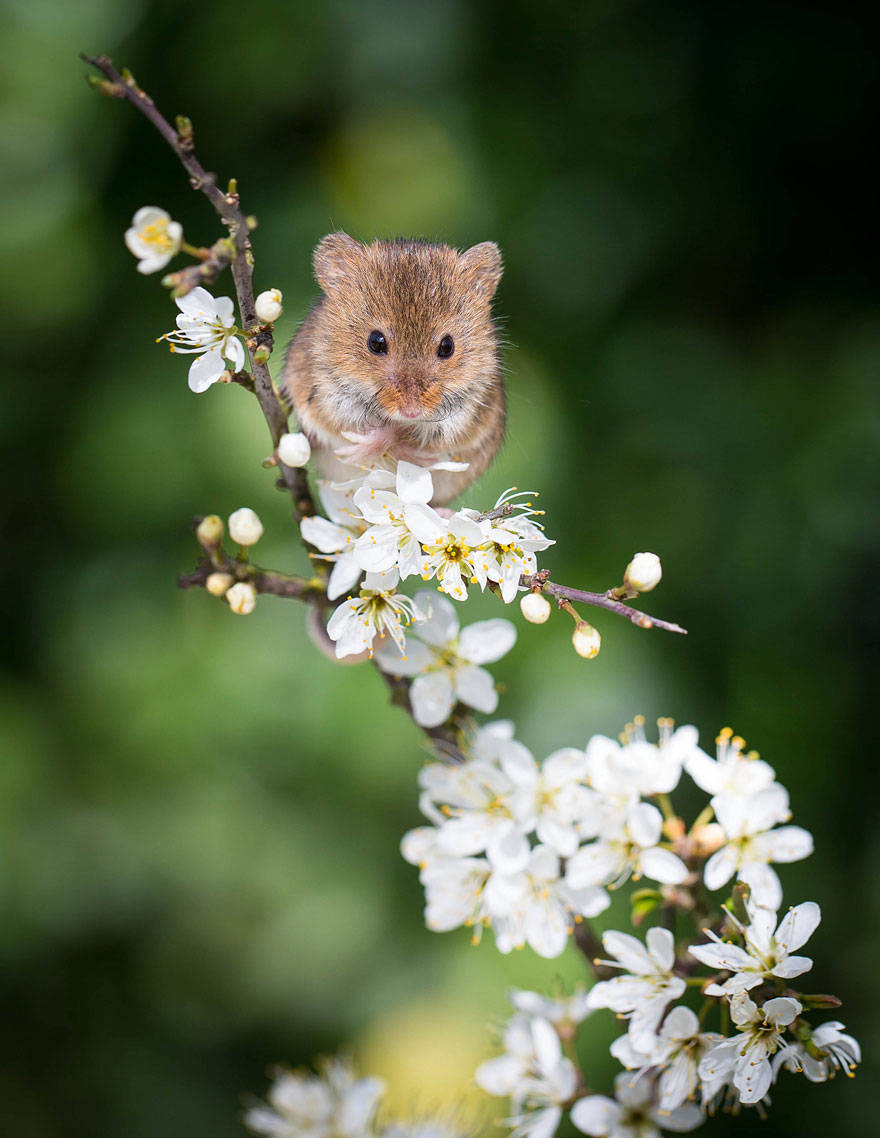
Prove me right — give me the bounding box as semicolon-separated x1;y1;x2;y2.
81;53;315;520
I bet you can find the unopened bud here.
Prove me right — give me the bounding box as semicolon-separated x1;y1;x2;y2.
520;591;551;624
800;993;843;1010
691;822;726;857
255;288;283;323
196;514;224;548
278;431;311;468
226;581;256;615
572;621;601;659
624;552;662;593
205;572;234;597
228;507;263;546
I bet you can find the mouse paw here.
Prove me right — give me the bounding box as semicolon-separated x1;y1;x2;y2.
335;427;397;465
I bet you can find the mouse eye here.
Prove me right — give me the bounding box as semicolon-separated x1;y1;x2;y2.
437;334;455;359
367;330;388;355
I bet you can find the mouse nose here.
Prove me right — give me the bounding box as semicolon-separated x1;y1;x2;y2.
399;406;422;419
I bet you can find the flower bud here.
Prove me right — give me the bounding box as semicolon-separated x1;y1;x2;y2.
520;591;551;624
255;288;283;323
572;621;601;659
226;581;256;614
624;552;662;593
691;822;726;857
278;431;311;468
196;514;224;548
228;507;263;546
205;571;234;597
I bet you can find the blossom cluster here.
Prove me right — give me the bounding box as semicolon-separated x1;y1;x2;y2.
478;947;858;1138
401;719;813;959
301;461;554;659
245;1057;462;1138
465;722;858;1138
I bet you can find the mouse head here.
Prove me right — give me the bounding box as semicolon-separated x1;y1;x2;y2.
313;231;502;424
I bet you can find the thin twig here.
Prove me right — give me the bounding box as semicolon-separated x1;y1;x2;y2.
81;53;315;521
522;570;687;635
161;236;236;296
178;558;325;602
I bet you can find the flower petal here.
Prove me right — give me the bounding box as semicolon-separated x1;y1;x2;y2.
458;619;517;664
187;347;225;392
409;671;455;727
774;900;820;953
396;460;434;504
453;664;499;714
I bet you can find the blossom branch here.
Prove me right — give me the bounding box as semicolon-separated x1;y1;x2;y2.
521;570;687;635
161;235;236;296
178;559;326;602
81;53;316;521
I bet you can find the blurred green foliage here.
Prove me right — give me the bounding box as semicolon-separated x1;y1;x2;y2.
1;0;879;1135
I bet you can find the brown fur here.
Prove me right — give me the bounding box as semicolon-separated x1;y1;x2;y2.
282;232;506;504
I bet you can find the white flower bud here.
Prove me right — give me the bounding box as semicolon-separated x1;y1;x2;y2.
226;581;256;615
572;621;601;659
205;572;234;597
624;552;662;593
520;591;551;624
277;431;311;467
255;288;283;323
228;507;264;546
196;514;224;547
691;822;727;858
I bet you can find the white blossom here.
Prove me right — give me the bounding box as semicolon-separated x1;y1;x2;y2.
124;205;182;273
611;1005;723;1113
160;286;245;392
565;801;688;891
476;491;555;603
585;719;697;805
698;993;802;1105
508;988;592;1031
685;727;776;799
773;1021;861;1083
326;587;423;659
414;852;492;934
301;482;370;601
244;1058;384;1138
410;508;490;601
571;1072;703;1137
476;1014;578;1138
503;744;595;858
624;552;662;593
228;507;264;546
704;783;813;908
586;928;686;1048
255;287;284;323
415;752;528;874
373;590;515;728
352;462;439;580
689;899;820;996
487;844;610;958
278;431;311;467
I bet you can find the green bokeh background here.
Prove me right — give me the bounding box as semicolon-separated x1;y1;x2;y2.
2;1;878;1135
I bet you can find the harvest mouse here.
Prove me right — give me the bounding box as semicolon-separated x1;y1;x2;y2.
282;231;505;504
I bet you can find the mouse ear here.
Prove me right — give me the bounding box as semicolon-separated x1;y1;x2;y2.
460;241;503;298
314;232;363;292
